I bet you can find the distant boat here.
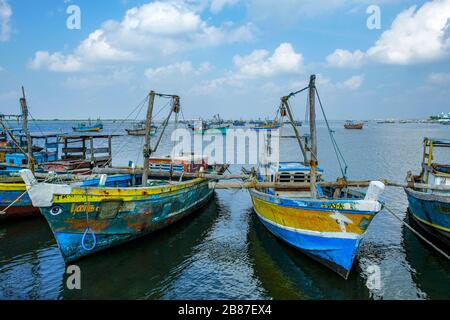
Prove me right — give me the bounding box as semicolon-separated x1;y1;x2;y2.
125;122;157;136
251;122;280;130
73;119;103;132
283;120;302;126
192;119;228;135
405;138;450;245
344;121;363;129
233;120;246;127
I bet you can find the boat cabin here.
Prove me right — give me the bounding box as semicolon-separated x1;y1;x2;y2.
259;161;324;198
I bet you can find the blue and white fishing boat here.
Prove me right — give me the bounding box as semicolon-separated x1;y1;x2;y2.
249;75;385;279
405;138;450;245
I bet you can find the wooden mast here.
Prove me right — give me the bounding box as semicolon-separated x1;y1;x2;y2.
19;86;35;173
142;91;156;186
308;75;318;198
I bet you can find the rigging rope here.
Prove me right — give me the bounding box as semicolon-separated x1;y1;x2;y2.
315;87;348;179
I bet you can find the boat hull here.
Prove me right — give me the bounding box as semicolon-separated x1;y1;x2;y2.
249;189;378;278
0;183;39;219
405;188;450;245
344;124;363;129
39;179;213;262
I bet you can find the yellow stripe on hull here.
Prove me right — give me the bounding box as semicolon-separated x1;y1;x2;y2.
0;183;27;191
413;214;450;232
252;196;372;235
52;178;207;203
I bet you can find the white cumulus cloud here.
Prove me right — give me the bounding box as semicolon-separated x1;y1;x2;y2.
428;72;450;84
326;49;365;68
0;0;12;42
327;0;450;67
367;0;450;64
210;0;239;13
233;42;303;78
144;61;210;79
336;75;364;90
29;1;254;72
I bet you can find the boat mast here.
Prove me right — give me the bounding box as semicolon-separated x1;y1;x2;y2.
142;91;156;186
308;75;318;198
19;87;35;173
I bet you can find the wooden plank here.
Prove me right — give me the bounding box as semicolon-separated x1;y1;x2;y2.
86;147;110;154
62;147;86;153
61;155;83;160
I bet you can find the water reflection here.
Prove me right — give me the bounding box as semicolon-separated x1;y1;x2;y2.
402;213;450;299
247;211;371;300
61;195;221;299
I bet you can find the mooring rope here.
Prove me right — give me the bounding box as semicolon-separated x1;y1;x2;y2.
384;205;450;260
0;190;28;215
81;188;97;251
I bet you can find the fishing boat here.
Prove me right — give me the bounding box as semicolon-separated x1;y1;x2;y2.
344;121;363;129
20;91;225;262
192;119;228;135
233;119;246;127
249;75;385;279
251;121;280;130
72;118;103;132
125;121;157;136
405;138;450;245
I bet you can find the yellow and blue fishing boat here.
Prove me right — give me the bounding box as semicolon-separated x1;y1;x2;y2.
20;91;226;262
405;137;450;245
250;122;280;130
72;118;103;132
250;75;385;279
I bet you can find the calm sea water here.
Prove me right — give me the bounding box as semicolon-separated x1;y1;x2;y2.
0;120;449;300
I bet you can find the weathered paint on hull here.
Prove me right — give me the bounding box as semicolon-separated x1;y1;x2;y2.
249;189;377;279
0;183;39;219
405;188;450;246
40;180;213;262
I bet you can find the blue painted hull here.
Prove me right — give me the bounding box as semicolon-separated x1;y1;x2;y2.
39;180;213;263
257;214;361;278
405;188;450;245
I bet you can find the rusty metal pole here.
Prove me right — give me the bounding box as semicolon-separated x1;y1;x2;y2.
142;91;156;186
308;75;318;198
19;87;34;173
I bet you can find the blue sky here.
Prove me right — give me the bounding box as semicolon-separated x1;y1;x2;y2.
0;0;449;120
